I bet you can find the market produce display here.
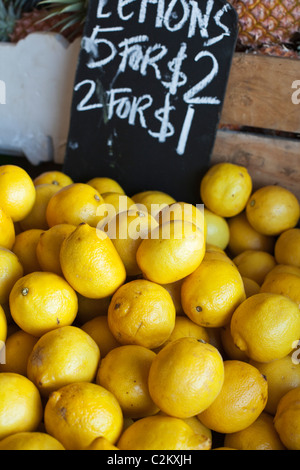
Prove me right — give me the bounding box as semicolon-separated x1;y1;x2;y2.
0;162;299;451
1;0;299;57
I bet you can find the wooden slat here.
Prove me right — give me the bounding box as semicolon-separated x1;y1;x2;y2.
220;53;300;134
211;129;300;201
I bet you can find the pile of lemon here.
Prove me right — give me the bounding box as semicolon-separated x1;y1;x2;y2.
0;162;300;451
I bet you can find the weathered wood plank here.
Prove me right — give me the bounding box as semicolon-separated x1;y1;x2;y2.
220;53;300;134
211;129;300;201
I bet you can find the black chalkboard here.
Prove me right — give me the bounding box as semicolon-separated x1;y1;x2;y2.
64;0;238;203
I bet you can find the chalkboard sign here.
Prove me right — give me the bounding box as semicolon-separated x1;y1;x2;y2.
64;0;238;203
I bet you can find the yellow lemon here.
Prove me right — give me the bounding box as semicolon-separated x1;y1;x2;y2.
148;337;224;418
233;250;277;285
156;315;210;352
0;432;65;450
224;412;285;451
159;279;185;316
0;248;23;304
230;293;300;362
0;165;36;222
181;258;246;328
203;249;234;265
0;329;38;376
100;192;136;219
9;271;78;337
33;170;73;188
44;382;123;450
108;209;158;277
274;387;300;450
156;202;206;233
87;177;125;195
0;206;15;250
12;229;44;275
242;277;260;298
0;305;7;345
19;184;61;231
36;224;76;276
108;279;176;349
117;415;211;450
81;316;120;357
220;323;249;362
227;211;275;257
136;220;205;284
27;326;100;397
179;415;212;445
260;272;300;309
97;344;159;418
246;185;300;236
213;447;237;450
274;228;300;268
60;223;126;299
0;372;43;440
46;183;105;228
200;163;252;218
199;360;268;434
85;437;119;451
264;264;300;280
250;355;300;416
132;190;176;217
204;208;230;250
76;294;111;324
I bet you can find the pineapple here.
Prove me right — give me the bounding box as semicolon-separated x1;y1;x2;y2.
0;0;40;41
0;0;83;42
227;0;300;47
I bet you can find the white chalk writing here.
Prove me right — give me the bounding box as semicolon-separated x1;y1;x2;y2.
76;0;233;154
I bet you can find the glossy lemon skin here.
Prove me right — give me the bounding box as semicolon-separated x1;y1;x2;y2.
199;360;268;434
87;177;125;195
260;272;300;309
0;432;65;450
250;355;300;416
97;344;159;419
274;387;300;450
0;329;38;376
0;165;36;222
0;206;15;250
136;220;206;285
44;382;124;450
33;171;73;188
227;211;275;257
12;229;44;275
0;372;43;441
181;258;246;328
117;415;211;451
148;337;224;419
60;223;126;299
27;326;100;397
246;185;300;236
204;208;230;250
274;228;300;268
108;279;176;350
36;224;76;276
46;183;105;228
200;163;252;218
9;272;78;337
0;247;24;304
224;412;286;451
19;184;61;231
233;250;277;285
230;293;300;363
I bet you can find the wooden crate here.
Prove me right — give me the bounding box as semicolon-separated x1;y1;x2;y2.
212;53;300;201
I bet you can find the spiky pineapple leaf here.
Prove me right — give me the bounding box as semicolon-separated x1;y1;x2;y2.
36;0;87;36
